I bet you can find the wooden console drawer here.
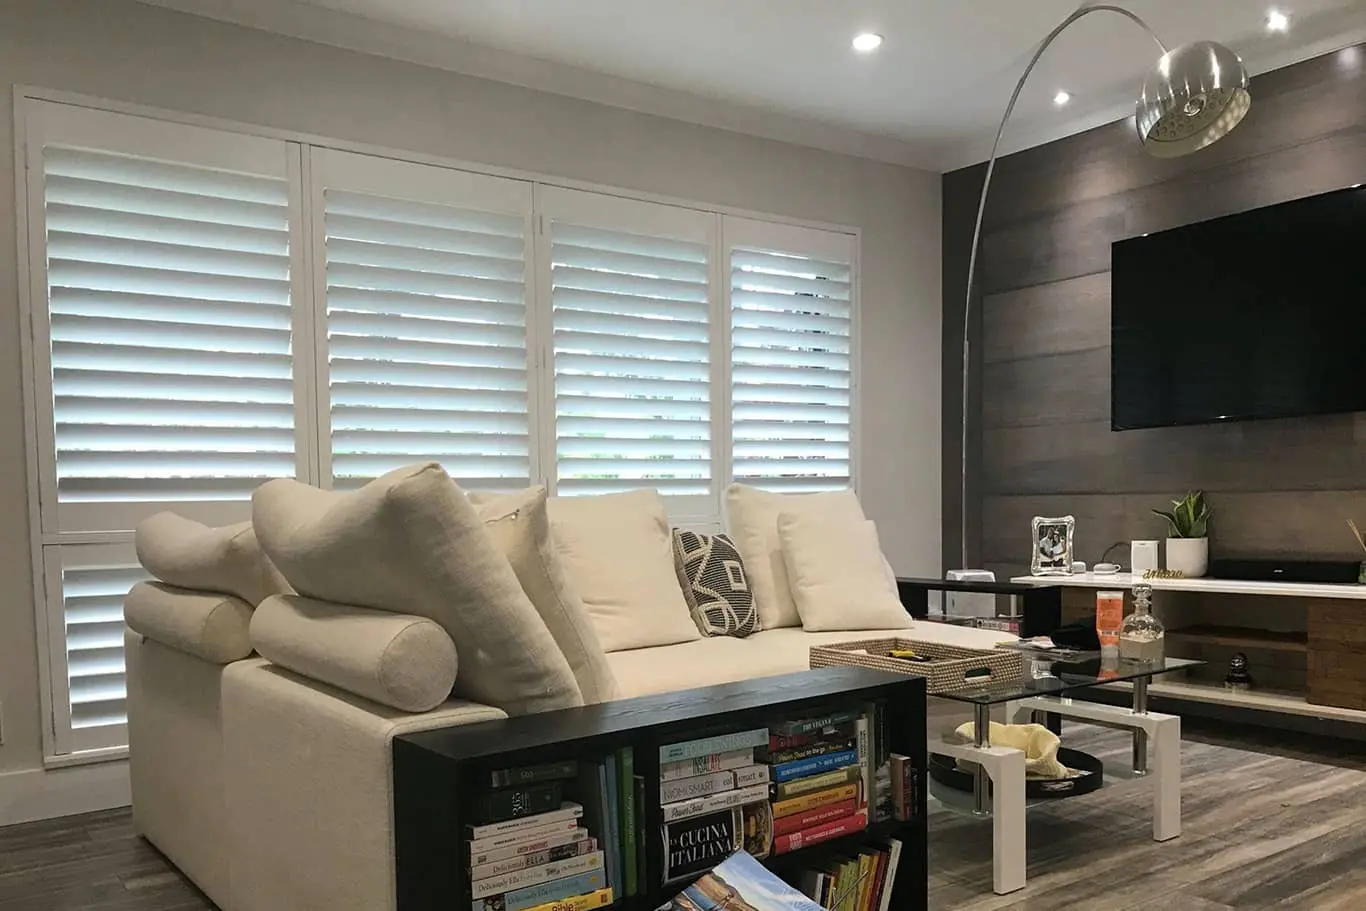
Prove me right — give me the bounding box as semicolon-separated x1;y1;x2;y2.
1307;601;1366;710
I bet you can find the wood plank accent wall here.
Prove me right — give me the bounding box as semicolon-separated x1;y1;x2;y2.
942;44;1366;580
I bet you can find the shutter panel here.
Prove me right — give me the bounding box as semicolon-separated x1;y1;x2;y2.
541;189;716;500
728;220;855;492
314;151;534;491
40;143;296;531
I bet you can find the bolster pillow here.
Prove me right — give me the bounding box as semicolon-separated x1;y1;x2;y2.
250;595;458;713
125;581;254;664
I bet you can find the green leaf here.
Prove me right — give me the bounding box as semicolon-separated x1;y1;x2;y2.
1152;509;1181;536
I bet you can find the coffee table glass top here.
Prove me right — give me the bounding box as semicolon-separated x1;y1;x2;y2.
931;654;1202;706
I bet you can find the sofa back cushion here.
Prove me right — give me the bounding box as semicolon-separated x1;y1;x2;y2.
251;595;458;713
136;513;291;607
778;515;912;632
547;489;700;652
724;485;867;630
251;463;582;715
471;487;620;704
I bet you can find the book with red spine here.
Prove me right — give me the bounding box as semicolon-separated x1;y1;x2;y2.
771;799;858;838
770;810;868;855
766;722;856;754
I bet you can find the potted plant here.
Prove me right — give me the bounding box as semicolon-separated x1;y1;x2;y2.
1153;491;1211;578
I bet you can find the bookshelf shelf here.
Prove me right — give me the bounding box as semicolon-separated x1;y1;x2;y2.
393;667;929;911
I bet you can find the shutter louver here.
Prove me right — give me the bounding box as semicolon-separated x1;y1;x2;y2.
550;222;712;496
62;561;148;750
323;189;531;490
730;245;852;492
42;147;295;515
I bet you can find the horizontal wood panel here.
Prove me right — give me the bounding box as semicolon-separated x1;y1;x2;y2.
982;348;1109;429
982;272;1110;364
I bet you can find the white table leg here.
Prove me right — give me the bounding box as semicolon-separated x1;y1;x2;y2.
930;738;1028;895
1151;712;1181;841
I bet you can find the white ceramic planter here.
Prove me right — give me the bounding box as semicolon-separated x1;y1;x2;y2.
1166;537;1209;578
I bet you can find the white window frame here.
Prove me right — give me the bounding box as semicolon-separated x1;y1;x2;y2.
14;87;862;764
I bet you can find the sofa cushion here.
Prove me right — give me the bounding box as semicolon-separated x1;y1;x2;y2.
251;463;582;715
547;489;700;652
125;581;254;664
250;595;457;713
607;625;1015;698
671;530;758;638
471;487;620;704
136;513;291;607
779;514;912;632
724;485;867;630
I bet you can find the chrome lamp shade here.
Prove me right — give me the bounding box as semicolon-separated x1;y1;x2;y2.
1137;40;1251;158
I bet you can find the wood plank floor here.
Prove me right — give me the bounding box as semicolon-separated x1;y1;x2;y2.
2;721;1365;910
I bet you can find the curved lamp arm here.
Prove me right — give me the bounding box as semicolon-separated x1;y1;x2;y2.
957;4;1167;568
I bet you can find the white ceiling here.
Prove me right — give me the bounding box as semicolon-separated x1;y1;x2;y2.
139;0;1366;171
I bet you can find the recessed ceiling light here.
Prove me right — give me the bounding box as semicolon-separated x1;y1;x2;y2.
1054;90;1071;106
852;32;883;53
1266;9;1290;32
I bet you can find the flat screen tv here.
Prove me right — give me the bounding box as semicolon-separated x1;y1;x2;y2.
1110;184;1366;431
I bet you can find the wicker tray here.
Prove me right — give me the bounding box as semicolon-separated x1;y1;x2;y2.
809;638;1023;695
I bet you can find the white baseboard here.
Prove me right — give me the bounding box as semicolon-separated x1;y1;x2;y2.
0;759;130;827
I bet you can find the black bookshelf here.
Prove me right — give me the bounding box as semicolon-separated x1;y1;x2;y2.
393;666;929;911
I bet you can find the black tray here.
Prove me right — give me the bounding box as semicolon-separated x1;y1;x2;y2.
928;747;1104;798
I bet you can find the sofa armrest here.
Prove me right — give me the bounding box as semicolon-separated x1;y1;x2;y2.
125;581;253;664
222;661;505;911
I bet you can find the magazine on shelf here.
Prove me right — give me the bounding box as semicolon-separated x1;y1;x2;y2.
656;850;823;911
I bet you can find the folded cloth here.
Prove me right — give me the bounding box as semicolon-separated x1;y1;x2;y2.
953;721;1069;779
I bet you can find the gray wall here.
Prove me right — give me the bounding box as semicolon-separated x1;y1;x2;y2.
944;44;1366;581
0;0;943;775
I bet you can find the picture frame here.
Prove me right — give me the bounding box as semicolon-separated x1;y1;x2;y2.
1031;515;1076;576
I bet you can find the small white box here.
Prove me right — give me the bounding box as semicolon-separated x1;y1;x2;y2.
946;569;996;618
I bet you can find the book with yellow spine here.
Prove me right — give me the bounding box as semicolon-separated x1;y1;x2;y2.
522;888;614;911
771;782;860;818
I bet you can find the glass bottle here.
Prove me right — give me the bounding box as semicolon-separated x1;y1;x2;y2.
1120;583;1165;661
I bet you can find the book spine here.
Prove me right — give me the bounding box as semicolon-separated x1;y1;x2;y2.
772;812;868;855
633;775;646;893
489;761;579;789
771;764;860;800
659;769;736;804
602;756;620;898
470;826;589;866
771;783;859;818
767;722;855;753
658;728;767;763
659;748;754;781
771;710;859;736
661;782;769;823
773;749;859;783
758;738;856;765
771;798;857;837
618;747;636;898
890;755;906;822
521;886;614;911
732;764;770;789
470;851;603;900
470;838;596;882
473;868;608;911
856;714;872;809
475;782;563;824
877;838;903;911
468;820;582;856
467;803;583;840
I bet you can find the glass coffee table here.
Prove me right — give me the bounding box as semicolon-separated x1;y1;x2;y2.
929;652;1201;895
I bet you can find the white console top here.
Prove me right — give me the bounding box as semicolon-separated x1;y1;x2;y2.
1009;571;1366;600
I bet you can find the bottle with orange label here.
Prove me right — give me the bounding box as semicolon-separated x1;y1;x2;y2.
1095;590;1124;660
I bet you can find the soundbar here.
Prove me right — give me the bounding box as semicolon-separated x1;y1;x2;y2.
1208;557;1362;585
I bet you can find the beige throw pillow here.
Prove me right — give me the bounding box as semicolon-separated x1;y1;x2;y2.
547;489;701;652
724;485;868;630
778;514;913;632
471;487;621;704
251;463;582;715
136;513;291;607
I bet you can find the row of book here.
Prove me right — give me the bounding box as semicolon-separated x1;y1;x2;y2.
791;836;906;911
466;760;614;911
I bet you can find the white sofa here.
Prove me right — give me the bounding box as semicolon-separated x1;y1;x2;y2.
124;466;1007;911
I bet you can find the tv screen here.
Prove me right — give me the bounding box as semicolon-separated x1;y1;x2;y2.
1110;185;1366;431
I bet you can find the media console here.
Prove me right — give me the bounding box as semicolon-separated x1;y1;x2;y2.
1011;572;1366;739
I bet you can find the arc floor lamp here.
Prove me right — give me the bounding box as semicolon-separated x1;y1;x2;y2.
956;3;1252;570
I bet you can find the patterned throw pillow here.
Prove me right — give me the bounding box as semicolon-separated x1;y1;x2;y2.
671;530;759;638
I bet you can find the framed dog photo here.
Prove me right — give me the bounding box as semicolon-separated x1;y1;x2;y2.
1031;515;1076;576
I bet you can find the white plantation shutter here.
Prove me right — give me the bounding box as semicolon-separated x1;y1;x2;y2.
727;218;856;492
312;150;535;490
539;188;718;502
23;103;302;755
